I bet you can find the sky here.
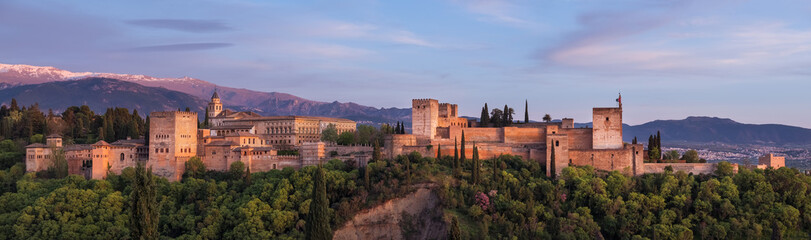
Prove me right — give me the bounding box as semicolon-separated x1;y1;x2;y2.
1;0;811;127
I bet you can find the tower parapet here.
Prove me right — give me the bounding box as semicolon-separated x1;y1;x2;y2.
412;99;439;138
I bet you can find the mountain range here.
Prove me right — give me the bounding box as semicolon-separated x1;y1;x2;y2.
2;63;810;148
0;63;410;124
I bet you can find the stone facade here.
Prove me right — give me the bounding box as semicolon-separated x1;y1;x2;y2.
386;96;719;177
758;153;785;169
148;111;198;181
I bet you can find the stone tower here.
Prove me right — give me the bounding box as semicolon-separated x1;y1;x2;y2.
208;91;223;119
592;106;623;149
412;99;439;139
148;111;198;181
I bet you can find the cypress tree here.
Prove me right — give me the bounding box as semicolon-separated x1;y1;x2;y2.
453;137;459;172
364;166;371;190
472;145;479;185
550;143;556;178
305;165;332;240
524;100;529;124
144;116;150;145
245;167;252;186
130;163;158;240
460;131;466;162
503;104;510;126
436;144;441;159
372;140;381;162
656;131;662;150
482;103;490;126
449;216;462;240
203;107;210;128
10;98;18;112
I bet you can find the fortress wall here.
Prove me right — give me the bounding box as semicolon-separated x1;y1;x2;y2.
569;144;644;176
325;145;373;155
431;143;534;161
435;127;450;139
448;127;502;142
562;128;593;149
643;163;736;175
203;146;231;171
502;127;545;144
250;155;299;172
546;134;569;177
385;134;417;158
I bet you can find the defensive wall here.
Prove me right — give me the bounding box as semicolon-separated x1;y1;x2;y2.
643;163;739;175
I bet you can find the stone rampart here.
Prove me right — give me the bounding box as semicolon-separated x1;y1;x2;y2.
643;163;737;175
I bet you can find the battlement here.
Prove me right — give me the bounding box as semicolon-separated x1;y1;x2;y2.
412;98;438;106
151;111;199;118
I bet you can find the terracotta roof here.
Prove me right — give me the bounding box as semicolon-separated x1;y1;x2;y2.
227;115;356;123
225;132;259;137
207;140;237;146
211;124;254;130
46;134;62;138
25;143;47;148
64;144;92;151
93;140;110;146
212;91;219;100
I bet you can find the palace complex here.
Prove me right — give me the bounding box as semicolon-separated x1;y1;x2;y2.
26;92;365;181
26;93;784;180
384;96;765;177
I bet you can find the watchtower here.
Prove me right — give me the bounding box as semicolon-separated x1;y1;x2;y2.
412;99;439;138
592;96;623;149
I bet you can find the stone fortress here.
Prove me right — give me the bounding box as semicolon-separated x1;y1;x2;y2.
26;92;365;181
385;96;786;176
25;93;786;180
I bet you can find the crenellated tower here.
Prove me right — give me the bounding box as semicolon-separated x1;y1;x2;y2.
412;99;439;138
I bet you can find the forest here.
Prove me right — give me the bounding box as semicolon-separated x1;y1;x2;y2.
0;99;810;239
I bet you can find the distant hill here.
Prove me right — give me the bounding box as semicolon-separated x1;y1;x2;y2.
623;116;811;146
0;78;207;115
0;63;410;124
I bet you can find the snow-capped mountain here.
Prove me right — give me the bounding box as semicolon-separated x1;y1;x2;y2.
0;63;411;124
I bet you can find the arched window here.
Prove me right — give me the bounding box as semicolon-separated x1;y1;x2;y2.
120;153;125;161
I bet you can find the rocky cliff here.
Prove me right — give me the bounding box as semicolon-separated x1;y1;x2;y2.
333;186;446;240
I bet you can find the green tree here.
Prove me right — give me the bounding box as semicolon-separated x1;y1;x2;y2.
649;147;661;162
184;156;206;179
373;140;381;162
682;150;700;163
543;114;552;123
337;131;355;145
460;131;466;162
130;163;159;240
449;216;462;240
305;165;332;240
321;124;338;143
480;105;489;127
472;145;480;185
715;161;734;177
203;107;210;128
664;150;680;160
229;161;246;180
453;137;459;174
48;148;68;178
